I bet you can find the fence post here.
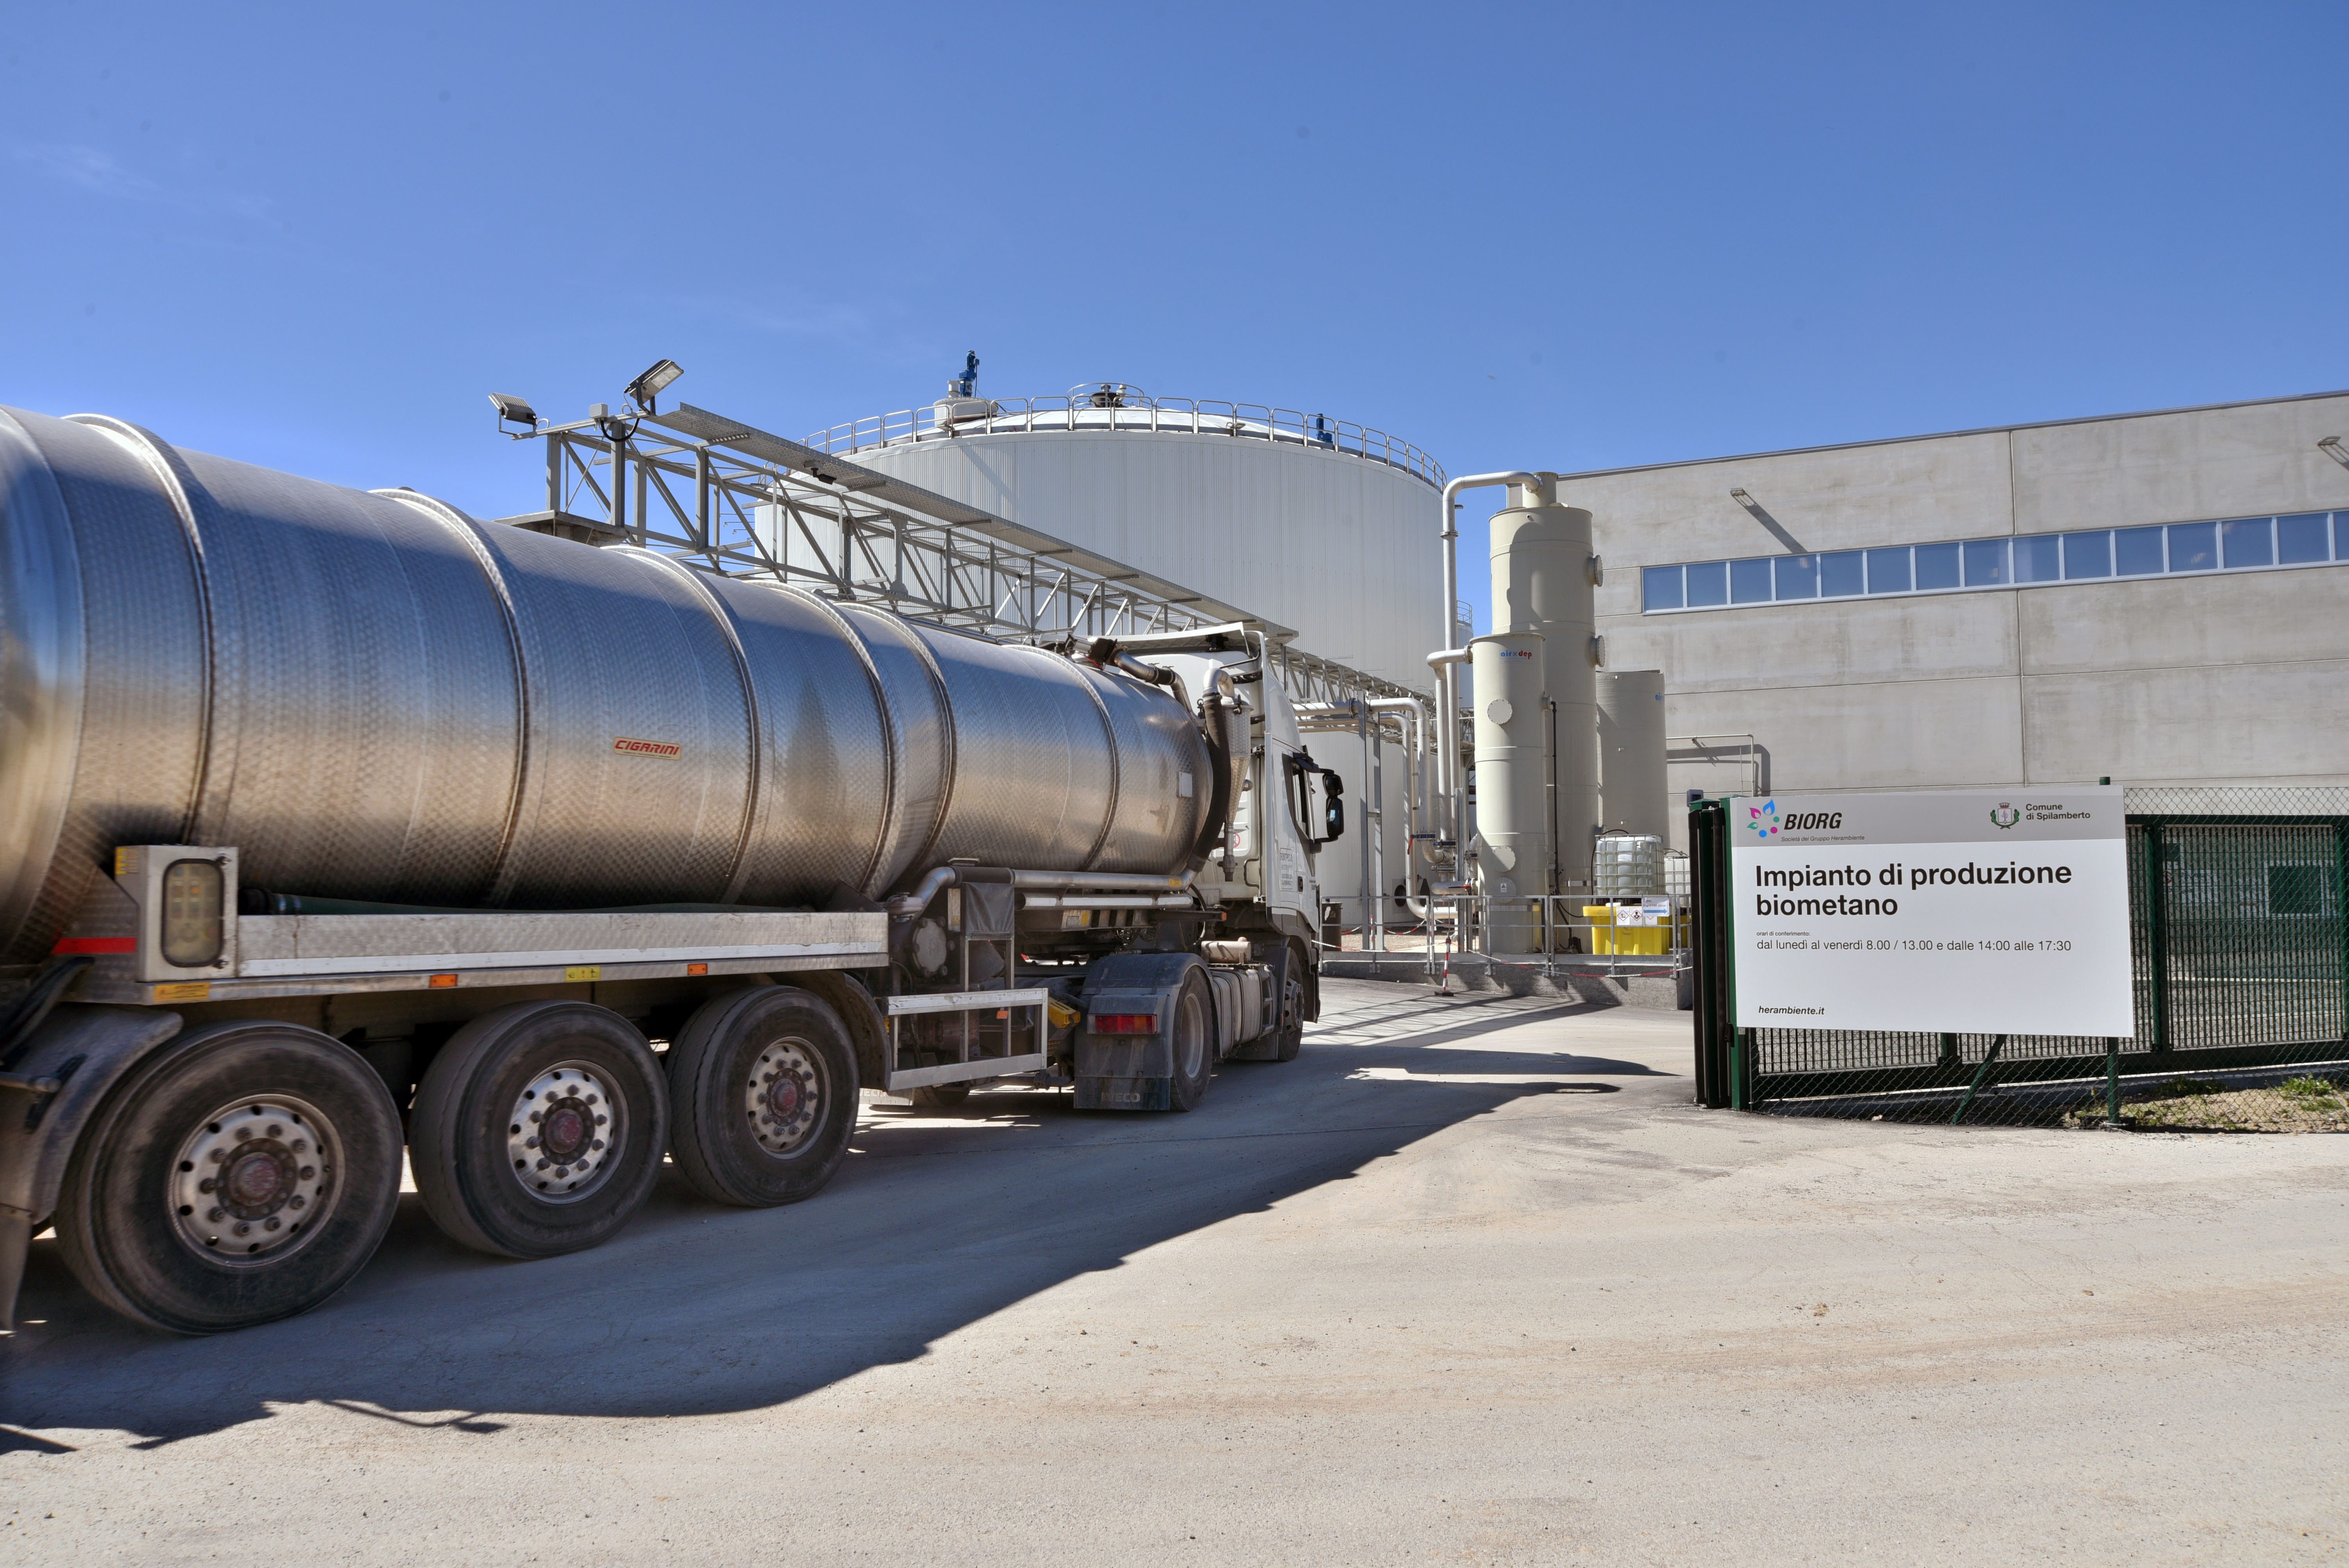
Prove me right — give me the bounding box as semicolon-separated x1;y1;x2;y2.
1688;799;1735;1108
1950;1035;2008;1124
2337;817;2349;1045
2104;1036;2122;1124
1688;798;1715;1104
2144;819;2170;1052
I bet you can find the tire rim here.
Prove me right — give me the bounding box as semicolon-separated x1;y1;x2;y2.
169;1094;340;1265
1175;989;1208;1081
505;1062;623;1204
745;1037;824;1156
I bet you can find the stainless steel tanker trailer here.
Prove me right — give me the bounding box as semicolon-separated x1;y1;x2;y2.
0;404;1350;1333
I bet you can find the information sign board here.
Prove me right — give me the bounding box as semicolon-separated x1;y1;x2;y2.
1729;787;2133;1036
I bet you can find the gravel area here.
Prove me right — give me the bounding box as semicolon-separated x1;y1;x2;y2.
4;979;2344;1565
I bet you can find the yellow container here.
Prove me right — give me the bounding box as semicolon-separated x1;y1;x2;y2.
1583;904;1677;956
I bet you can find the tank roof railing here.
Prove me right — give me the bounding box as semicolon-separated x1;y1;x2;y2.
494;400;1426;706
804;394;1447;491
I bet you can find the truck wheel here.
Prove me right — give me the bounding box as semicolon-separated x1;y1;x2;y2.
904;1083;971;1111
1272;969;1306;1063
411;1001;668;1258
665;987;857;1207
1168;970;1214;1112
52;1021;403;1334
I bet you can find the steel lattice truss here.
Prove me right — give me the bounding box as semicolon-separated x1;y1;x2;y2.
493;402;1423;707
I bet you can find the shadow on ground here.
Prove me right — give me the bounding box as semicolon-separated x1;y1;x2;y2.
2;995;1681;1446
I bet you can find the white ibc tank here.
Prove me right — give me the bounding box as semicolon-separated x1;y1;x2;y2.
809;387;1445;916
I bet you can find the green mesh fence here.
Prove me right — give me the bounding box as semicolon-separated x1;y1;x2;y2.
1691;789;2349;1129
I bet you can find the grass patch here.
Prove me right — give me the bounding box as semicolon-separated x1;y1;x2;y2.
2064;1073;2349;1133
2278;1074;2347;1104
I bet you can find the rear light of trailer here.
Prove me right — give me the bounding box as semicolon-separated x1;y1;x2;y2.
1091;1013;1158;1034
159;859;225;968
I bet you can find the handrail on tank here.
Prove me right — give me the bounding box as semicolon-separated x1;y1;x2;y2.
803;394;1447;490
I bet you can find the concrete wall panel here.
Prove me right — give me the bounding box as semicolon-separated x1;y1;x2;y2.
2024;662;2349;786
1605;591;2019;695
1568;428;2015;608
2012;394;2349;531
1664;675;2026;795
2018;568;2349;675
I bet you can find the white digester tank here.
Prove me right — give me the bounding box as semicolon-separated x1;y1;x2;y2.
1486;485;1600;896
804;387;1444;921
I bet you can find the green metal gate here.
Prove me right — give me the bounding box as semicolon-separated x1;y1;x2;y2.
1690;789;2349;1128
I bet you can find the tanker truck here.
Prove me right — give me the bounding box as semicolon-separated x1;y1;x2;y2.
0;404;1351;1333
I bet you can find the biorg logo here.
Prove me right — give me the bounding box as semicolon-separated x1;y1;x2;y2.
1745;800;1780;838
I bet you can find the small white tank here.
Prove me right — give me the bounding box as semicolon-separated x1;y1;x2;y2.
1597;670;1670;842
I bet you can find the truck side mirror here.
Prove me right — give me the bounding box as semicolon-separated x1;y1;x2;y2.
1319;769;1345;844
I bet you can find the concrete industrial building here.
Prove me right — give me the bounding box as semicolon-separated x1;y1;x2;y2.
1569;389;2349;848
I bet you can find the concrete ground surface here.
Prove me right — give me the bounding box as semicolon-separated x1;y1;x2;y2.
3;977;2345;1566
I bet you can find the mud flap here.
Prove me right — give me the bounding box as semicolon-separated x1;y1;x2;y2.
0;1212;28;1334
0;1004;185;1329
1072;951;1198;1111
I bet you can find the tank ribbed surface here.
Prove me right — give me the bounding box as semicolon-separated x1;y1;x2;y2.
0;406;1208;967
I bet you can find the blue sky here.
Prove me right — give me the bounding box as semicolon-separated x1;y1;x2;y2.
5;2;2342;634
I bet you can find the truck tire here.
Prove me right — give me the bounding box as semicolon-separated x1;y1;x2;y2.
1278;943;1315;1066
904;1083;972;1111
411;1001;668;1259
51;1021;403;1334
1167;970;1214;1112
665;987;857;1207
1271;966;1306;1063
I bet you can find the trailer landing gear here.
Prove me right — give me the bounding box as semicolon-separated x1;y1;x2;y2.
52;1021;403;1334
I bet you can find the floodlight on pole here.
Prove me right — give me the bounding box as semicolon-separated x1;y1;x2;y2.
488;392;540;437
624;359;684;414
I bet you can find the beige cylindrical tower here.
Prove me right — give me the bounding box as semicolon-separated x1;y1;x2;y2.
1489;481;1599;894
1597;669;1669;841
1469;632;1547;951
